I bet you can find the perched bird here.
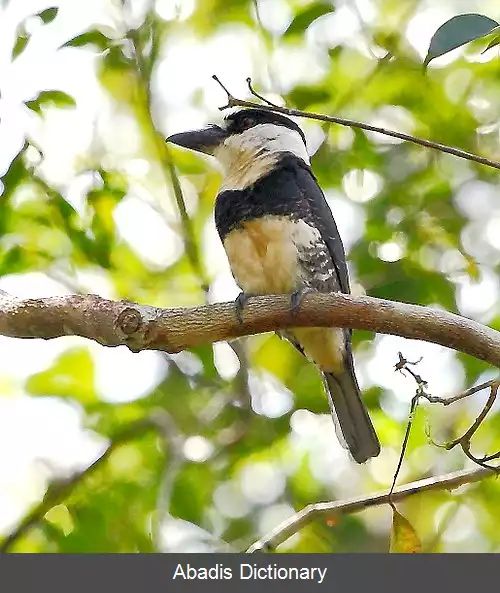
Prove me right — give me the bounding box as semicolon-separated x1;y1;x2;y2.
167;108;380;463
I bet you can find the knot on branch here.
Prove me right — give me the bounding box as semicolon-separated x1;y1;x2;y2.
117;307;142;335
114;302;164;353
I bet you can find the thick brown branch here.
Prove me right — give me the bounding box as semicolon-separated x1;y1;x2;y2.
246;466;494;552
212;76;500;172
0;292;499;368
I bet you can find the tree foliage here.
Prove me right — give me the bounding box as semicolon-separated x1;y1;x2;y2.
0;0;500;553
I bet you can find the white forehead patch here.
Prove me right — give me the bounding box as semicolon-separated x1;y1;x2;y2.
214;123;310;192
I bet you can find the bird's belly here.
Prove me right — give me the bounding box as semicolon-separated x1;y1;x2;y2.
290;326;345;372
223;215;346;371
223;216;301;294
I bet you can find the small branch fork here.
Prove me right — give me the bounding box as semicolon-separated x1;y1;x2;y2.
212;75;500;172
391;353;500;494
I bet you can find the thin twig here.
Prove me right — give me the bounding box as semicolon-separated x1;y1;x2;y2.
390;352;429;495
450;385;497;445
164;153;210;293
246;466;494;552
212;77;500;172
444;382;500;471
130;28;210;294
397;352;500;471
389;393;420;497
422;379;498;406
246;77;279;107
228;339;252;409
480;450;500;463
0;418;160;553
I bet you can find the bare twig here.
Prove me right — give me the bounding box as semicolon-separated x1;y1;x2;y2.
212;77;500;172
228;339;252;408
389;393;420;497
390;353;429;496
164;151;210;293
246;466;494;552
129;26;210;294
397;353;500;471
422;379;498;407
444;382;500;471
246;77;279;107
0;418;160;553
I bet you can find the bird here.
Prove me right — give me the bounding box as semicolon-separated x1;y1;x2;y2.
167;108;380;463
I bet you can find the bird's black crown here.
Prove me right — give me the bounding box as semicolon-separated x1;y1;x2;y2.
224;108;306;145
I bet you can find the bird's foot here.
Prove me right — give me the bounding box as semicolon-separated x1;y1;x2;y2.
290;287;314;315
234;292;255;324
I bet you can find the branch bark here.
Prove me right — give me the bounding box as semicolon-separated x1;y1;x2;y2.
246;466;494;552
1;292;499;367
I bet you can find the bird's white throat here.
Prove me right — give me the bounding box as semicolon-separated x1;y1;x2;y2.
214;123;310;192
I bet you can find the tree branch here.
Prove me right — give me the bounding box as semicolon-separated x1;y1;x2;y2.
246;466;494;552
128;22;210;294
0;417;160;553
212;76;500;172
396;355;500;471
422;379;498;406
1;292;499;367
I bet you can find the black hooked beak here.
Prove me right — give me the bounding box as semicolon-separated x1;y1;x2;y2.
166;124;228;155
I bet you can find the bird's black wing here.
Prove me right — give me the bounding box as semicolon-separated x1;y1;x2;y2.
283;157;351;295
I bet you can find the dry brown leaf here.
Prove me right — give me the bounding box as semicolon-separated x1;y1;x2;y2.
389;507;422;553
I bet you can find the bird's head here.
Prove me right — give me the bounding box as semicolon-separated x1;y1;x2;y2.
167;108;309;189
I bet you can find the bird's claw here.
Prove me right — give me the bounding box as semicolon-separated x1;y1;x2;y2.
290;287;314;315
235;292;254;324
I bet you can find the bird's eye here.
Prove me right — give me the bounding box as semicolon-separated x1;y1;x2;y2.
240;116;255;129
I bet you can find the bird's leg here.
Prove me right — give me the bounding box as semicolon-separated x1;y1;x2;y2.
234;291;256;324
290;286;314;315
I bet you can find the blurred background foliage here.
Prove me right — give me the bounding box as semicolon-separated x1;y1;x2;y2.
0;0;499;553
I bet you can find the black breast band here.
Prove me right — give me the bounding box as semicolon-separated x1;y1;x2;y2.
214;154;312;241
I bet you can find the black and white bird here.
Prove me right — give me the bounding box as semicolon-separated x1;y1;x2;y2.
167;108;380;463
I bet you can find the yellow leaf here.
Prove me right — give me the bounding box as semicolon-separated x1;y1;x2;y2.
389;507;422;553
44;504;74;536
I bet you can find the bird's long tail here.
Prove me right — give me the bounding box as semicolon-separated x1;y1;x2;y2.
323;370;380;463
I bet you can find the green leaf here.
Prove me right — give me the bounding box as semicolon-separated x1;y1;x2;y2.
482;31;500;53
25;90;76;114
38;7;58;24
283;2;334;38
389;508;422;553
424;13;499;66
61;30;111;50
0;246;25;276
26;347;98;405
170;463;215;525
12;34;29;59
0;143;28;218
